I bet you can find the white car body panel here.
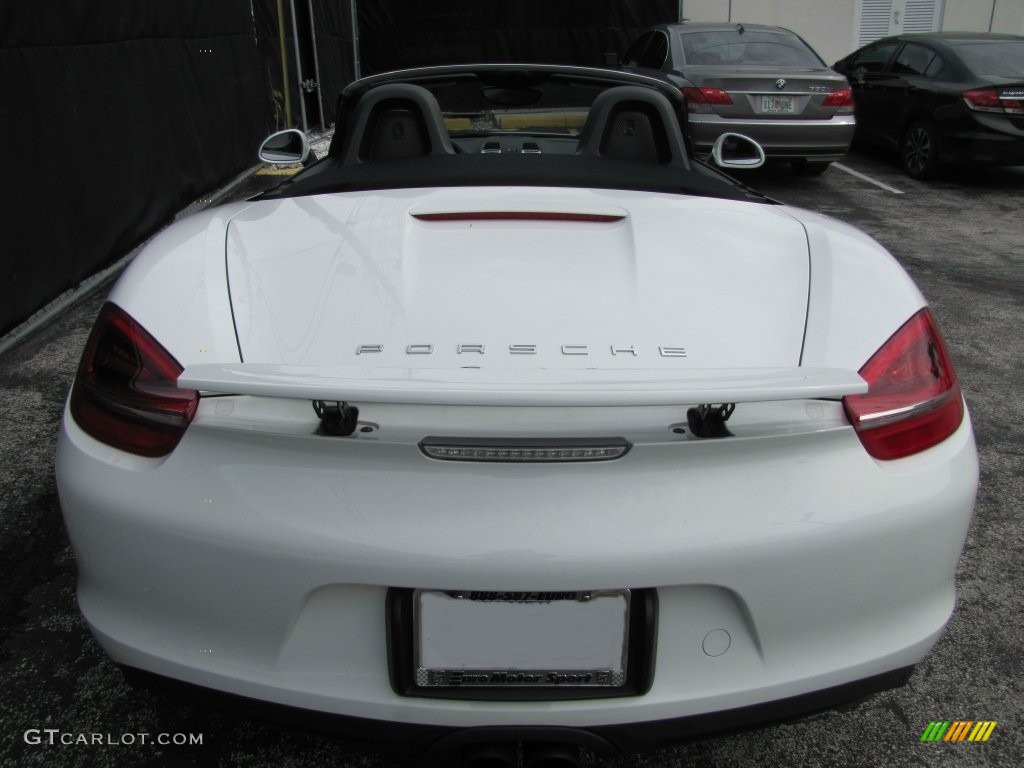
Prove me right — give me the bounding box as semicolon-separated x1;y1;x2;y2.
224;188;811;370
794;207;928;369
108;202;251;366
58;399;977;726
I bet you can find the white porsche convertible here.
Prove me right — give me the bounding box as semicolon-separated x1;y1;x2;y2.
56;65;977;764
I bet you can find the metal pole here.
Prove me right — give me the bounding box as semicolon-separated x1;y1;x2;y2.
276;0;292;126
350;0;361;80
988;0;997;32
307;0;326;130
288;0;309;133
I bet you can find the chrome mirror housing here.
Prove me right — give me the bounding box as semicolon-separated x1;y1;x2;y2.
258;129;310;164
710;133;766;169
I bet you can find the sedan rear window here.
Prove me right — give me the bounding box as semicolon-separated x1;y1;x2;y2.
954;41;1024;79
679;30;823;67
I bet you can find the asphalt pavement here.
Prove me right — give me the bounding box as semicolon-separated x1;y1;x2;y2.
0;148;1021;768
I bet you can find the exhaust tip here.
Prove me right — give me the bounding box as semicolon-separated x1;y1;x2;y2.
461;741;518;768
524;741;582;768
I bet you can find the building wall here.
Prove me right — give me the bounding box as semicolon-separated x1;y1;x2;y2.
944;0;1024;34
678;0;1024;64
678;0;857;63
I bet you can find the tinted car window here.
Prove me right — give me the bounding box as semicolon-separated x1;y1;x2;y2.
850;41;899;73
679;30;823;67
953;40;1024;78
639;32;668;69
623;33;653;67
892;43;939;77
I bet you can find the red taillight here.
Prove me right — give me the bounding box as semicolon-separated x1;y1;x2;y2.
962;87;1022;114
822;88;854;108
681;86;734;112
70;302;198;457
843;309;964;461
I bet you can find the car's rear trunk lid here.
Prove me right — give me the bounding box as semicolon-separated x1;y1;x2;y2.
224;187;811;374
687;67;847;119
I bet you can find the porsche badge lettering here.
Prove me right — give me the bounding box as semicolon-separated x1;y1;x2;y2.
356;344;687;357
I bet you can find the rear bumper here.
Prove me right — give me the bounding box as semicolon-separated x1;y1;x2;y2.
122;663;915;756
939;129;1024;167
932;110;1024;166
57;398;977;732
689;114;856;160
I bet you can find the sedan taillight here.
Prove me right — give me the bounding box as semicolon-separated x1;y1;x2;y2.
70;302;198;457
681;86;734;113
963;87;1023;115
822;88;854;110
843;309;964;461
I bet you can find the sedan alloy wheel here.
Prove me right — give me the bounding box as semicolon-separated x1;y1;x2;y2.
901;120;940;179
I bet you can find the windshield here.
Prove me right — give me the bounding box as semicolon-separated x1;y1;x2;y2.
679;30;824;67
954;41;1024;79
424;77;605;137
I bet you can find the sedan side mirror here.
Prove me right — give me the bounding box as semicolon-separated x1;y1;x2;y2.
710;133;766;169
258;129;311;164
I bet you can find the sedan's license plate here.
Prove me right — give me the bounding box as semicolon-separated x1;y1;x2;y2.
761;95;795;114
415;590;629;688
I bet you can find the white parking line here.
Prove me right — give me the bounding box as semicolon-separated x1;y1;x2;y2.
832;163;905;194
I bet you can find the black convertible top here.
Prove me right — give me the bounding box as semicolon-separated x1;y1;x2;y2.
259;64;771;204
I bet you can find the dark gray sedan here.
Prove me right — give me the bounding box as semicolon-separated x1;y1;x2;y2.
621;23;856;174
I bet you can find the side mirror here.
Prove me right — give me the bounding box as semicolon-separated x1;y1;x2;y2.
258;129;310;164
710;133;765;170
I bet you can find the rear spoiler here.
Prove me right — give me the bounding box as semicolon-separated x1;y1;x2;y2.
179;364;866;407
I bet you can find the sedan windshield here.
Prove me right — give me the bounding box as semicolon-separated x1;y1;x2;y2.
954;41;1024;79
421;76;602;137
679;30;824;67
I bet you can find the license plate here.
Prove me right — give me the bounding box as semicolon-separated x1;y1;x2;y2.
761;95;795;114
414;590;630;688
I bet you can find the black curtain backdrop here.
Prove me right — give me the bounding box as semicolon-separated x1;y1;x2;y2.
313;0;357;120
252;0;356;132
357;0;677;73
1;1;273;337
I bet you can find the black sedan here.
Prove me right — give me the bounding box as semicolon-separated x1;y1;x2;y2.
834;33;1024;179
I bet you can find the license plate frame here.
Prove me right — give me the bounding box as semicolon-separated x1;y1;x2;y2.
415;590;629;689
760;95;795;114
386;588;657;700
